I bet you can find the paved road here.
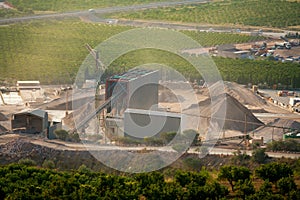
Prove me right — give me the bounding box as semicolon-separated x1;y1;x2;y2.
188;147;300;159
30;140;300;159
0;0;209;24
254;113;300;119
114;19;286;38
0;0;287;39
1;134;299;159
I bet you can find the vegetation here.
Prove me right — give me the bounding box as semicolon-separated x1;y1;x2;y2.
255;162;294;185
0;20;299;87
0;19;129;84
213;57;300;89
231;150;251;166
0;0;176;18
42;160;55;169
182;30;264;46
114;130;197;148
218;165;251;191
55;129;80;142
111;0;300;29
252;148;268;164
17;158;37;166
267;139;300;152
108;50;300;88
0;161;298;199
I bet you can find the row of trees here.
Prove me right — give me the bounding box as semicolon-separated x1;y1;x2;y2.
218;162;298;200
0;161;298;199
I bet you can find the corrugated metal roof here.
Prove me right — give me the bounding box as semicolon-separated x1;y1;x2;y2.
15;109;47;118
109;69;157;81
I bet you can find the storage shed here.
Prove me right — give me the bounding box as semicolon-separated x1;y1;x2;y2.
11;109;48;134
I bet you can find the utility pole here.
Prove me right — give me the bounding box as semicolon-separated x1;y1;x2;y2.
85;43;104;71
65;90;68;116
244;114;248;146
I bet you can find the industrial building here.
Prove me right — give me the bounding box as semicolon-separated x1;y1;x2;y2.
17;81;41;91
102;68;186;139
216;44;251;59
124;108;182;139
11;109;48;134
16;80;44;102
105;69;159;115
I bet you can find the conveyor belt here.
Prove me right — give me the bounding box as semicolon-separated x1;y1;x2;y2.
70;91;124;133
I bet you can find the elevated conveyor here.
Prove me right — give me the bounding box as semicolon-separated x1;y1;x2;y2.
70;90;124;133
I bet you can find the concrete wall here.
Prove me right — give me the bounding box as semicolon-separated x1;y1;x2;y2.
48;122;62;139
124;109;181;139
106;70;159;115
128;70;159;110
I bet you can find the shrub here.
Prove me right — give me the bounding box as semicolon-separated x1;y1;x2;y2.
267;139;300;152
252;148;268;164
18;158;36;166
42;160;55;169
55;129;69;141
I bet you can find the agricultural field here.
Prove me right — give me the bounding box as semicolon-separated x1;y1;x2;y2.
0;19;267;85
108;50;300;88
182;31;264;47
109;0;300;29
0;0;177;18
0;20;130;84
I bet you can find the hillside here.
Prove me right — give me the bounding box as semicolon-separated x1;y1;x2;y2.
0;0;177;18
0;19;270;85
110;0;300;29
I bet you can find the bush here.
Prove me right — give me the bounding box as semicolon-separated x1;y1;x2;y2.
160;132;176;144
252;148;268;164
18;158;36;166
172;143;187;153
183;157;202;170
42;160;55;169
231;149;251;165
54;130;81;143
69;133;81;143
55;129;69;141
78;164;92;174
267;139;300;152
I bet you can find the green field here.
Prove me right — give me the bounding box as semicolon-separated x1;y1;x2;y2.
182;31;264;47
0;0;177;18
109;0;300;29
107;49;300;88
0;19;268;85
0;20;130;84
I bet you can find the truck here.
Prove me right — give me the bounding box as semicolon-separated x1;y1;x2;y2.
275;42;291;49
